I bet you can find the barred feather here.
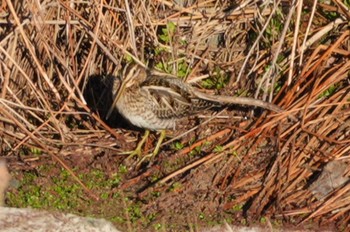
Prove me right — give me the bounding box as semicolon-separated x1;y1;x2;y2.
110;64;285;130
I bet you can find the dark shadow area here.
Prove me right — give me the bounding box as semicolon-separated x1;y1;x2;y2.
82;74;133;130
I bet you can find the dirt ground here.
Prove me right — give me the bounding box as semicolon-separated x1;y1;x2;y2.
1;0;350;231
4;110;339;231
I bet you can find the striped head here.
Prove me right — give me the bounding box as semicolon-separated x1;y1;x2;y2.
106;64;148;119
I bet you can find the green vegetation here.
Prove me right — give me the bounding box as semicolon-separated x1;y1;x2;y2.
169;182;182;192
201;67;229;90
171;141;185;150
30;147;42;155
345;0;350;8
155;21;190;78
231;204;243;212
319;83;340;98
159;22;176;43
213;145;224;153
2;0;348;230
198;212;205;220
155;59;189;78
189;145;202;157
7;167;82;211
153;222;163;230
264;9;285;44
260;216;267;224
6;164;130;223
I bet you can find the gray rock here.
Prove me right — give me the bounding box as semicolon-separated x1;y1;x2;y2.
309;160;350;200
0;207;120;232
0;159;120;232
0;159;11;206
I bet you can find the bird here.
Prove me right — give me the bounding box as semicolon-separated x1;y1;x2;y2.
106;63;287;160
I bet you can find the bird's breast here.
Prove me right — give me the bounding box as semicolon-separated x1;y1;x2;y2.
115;90;176;130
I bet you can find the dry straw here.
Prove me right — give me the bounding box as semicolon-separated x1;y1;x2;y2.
1;0;349;229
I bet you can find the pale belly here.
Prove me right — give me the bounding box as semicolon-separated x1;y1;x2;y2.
115;97;176;130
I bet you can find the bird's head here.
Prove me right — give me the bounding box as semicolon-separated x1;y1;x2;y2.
122;63;148;87
106;64;148;119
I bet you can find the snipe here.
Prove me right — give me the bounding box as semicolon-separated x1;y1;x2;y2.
107;64;286;161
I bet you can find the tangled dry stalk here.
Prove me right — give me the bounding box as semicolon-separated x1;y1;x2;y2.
1;0;350;230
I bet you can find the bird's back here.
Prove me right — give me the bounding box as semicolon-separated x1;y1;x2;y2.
115;72;216;130
141;74;216;119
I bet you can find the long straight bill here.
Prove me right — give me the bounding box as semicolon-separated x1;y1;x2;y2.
105;81;127;119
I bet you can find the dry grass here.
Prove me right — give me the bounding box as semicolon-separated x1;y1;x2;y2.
1;0;350;230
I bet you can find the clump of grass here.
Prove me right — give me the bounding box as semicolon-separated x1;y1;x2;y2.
6;163;133;229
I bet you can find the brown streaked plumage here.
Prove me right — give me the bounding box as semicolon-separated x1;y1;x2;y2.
107;64;286;159
108;64;283;130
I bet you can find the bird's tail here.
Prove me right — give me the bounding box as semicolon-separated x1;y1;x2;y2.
193;90;283;113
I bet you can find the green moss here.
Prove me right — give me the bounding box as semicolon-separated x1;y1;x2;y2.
126;203;143;222
231;204;243;212
201;67;229;90
198;212;205;220
171;141;185;150
7;172;81;210
153;222;163;230
6;162;137;229
213;145;224;153
169;182;182;192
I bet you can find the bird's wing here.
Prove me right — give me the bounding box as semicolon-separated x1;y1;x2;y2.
141;75;213;119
